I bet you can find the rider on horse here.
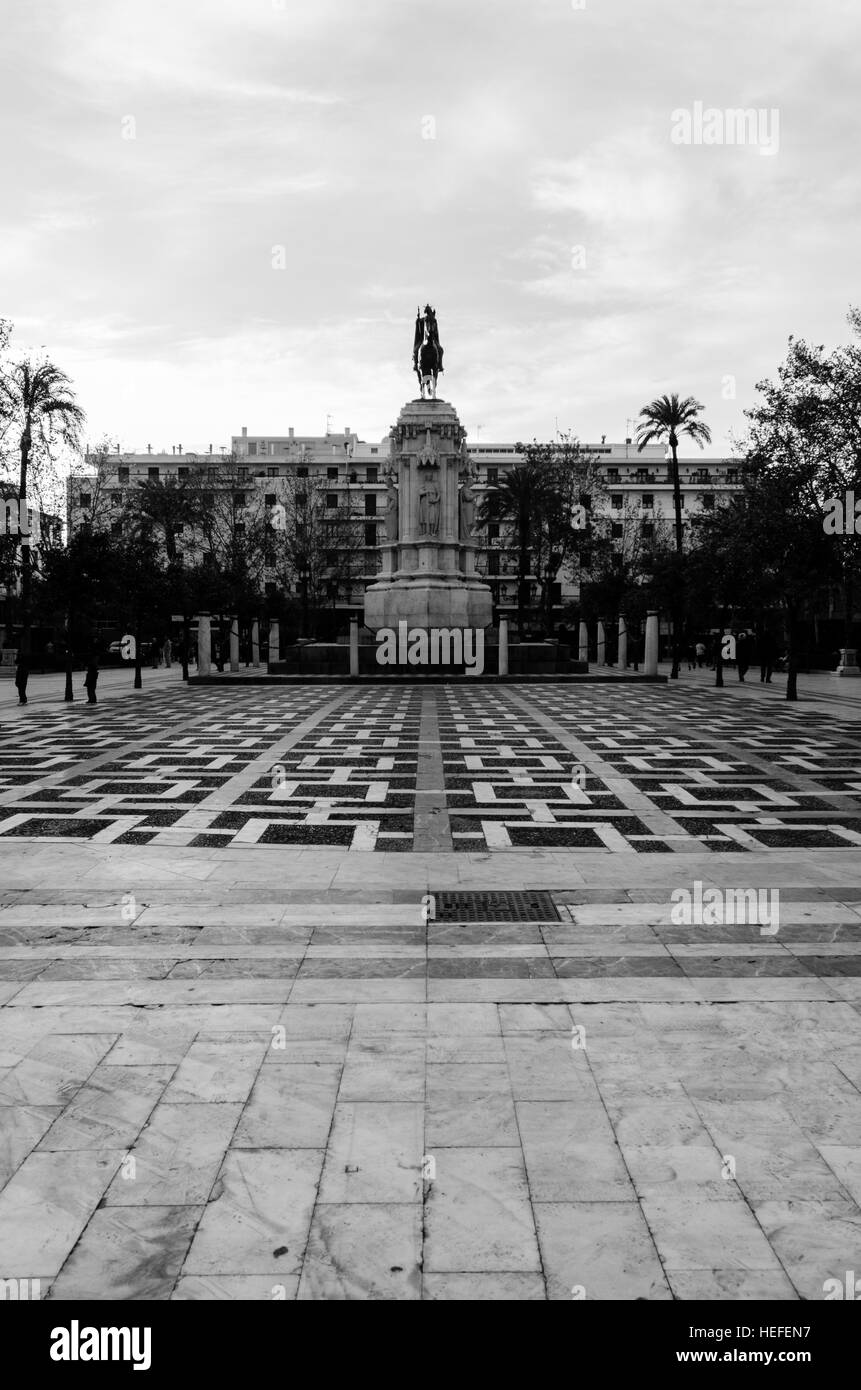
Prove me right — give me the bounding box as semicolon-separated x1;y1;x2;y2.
413;304;444;398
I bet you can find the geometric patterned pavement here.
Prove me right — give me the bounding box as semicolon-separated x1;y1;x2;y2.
1;680;860;1300
0;681;860;853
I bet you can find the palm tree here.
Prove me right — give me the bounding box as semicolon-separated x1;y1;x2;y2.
636;393;711;677
0;359;85;658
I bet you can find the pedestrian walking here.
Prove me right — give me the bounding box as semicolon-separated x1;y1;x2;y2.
685;640;696;671
14;651;29;705
163;635;172;668
760;630;776;683
150;638;159;670
695;640;706;668
736;630;750;682
84;651;99;704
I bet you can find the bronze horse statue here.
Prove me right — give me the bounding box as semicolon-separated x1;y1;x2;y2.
413;304;444;400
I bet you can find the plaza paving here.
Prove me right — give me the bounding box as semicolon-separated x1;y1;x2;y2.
0;675;860;1299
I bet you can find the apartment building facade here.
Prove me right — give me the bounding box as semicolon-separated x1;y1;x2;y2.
67;428;740;624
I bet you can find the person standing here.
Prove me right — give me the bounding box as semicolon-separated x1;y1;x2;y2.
163;635;172;669
84;650;99;704
695;639;706;668
14;651;29;705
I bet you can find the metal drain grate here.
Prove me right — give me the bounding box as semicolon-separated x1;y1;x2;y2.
431;890;561;922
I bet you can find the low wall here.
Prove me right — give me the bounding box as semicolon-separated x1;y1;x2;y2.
270;641;581;677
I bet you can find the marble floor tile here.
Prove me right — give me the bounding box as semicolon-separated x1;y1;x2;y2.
48;1204;201;1300
182;1149;323;1276
297;1203;422;1300
37;1064;172;1151
234;1065;341;1148
0;1033;117;1106
0;1149;122;1275
640;1190;783;1270
318;1102;424;1204
517;1100;635;1201
535;1201;672;1300
103;1101;243;1205
172;1275;299;1300
423;1147;541;1273
422;1272;546;1299
162;1035;267;1103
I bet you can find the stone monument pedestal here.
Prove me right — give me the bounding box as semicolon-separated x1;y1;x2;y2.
363;397;493;634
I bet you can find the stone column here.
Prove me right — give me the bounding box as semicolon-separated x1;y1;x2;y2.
618;614;627;670
578;620;589;664
251;619;260;669
349;616;359;677
229;616;239;672
597;620;606;666
498;616;509;676
269;619;280;665
644;610;659;676
197;613;211;677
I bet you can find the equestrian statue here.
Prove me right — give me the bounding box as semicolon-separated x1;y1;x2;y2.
412;303;444;400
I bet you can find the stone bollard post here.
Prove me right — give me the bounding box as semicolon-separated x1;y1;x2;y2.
578;620;589;664
644;610;659;676
229;616;240;673
498;617;509;676
618;614;627;670
251;619;260;669
197;613;211;677
349;617;359;677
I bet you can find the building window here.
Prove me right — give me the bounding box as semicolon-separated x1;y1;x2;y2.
641;493;654;509
267;466;278;477
641;522;654;538
264;493;277;507
79;492;92;508
611;494;623;510
326;492;337;509
726;470;738;484
365;494;376;516
297;466;308;478
327;466;338;480
370;447;378;455
488;523;500;541
611;522;623;538
702;494;715;510
487;467;498;484
110;491;122;504
178;467;189;478
118;466;129;483
248;443;257;457
233;492;245;507
607;469;619;482
148;467;159;480
487;494;500;519
488;553;500;575
366;466;378;483
364;522;377;547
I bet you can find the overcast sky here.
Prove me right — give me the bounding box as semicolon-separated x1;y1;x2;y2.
2;0;859;456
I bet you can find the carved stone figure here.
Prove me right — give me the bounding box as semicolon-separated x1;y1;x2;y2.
459;475;476;543
419;479;440;536
384;468;399;543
